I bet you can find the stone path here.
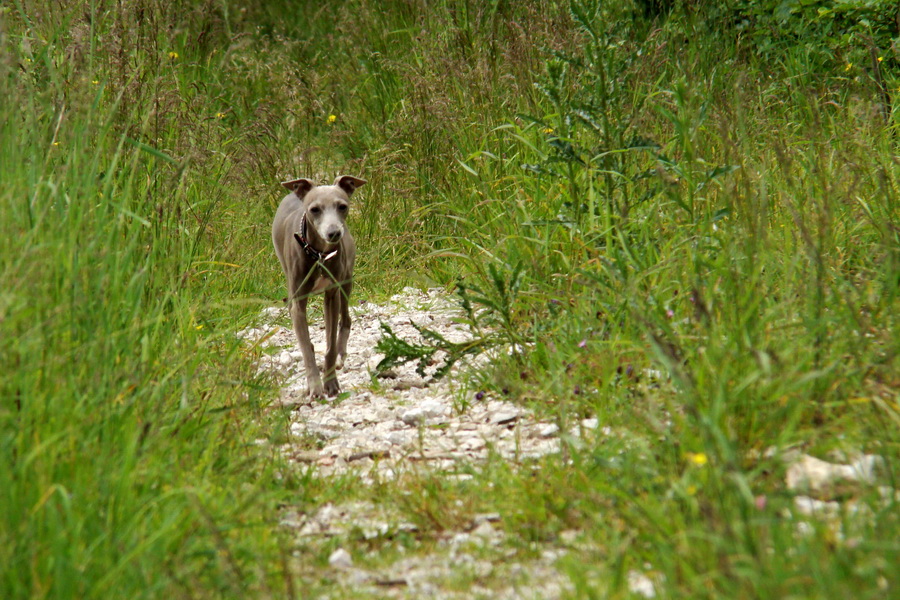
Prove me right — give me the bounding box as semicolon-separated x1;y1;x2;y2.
238;287;595;481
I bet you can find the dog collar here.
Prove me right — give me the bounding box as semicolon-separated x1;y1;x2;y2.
293;214;338;262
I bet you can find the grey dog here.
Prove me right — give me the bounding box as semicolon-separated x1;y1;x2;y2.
272;175;366;400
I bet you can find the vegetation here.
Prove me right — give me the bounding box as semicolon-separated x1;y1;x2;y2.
1;0;897;598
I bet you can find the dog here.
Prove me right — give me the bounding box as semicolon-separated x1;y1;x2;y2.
272;175;366;400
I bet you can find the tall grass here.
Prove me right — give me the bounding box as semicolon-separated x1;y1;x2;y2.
2;0;899;598
0;3;300;597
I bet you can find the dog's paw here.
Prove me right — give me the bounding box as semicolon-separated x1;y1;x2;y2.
308;380;325;400
323;378;341;397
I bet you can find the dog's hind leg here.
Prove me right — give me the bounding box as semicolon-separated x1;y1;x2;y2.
335;280;352;371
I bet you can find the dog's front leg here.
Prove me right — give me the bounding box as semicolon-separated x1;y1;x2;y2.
322;288;341;397
291;296;324;400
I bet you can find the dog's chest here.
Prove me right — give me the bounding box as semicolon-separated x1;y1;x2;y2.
310;275;331;294
307;260;340;294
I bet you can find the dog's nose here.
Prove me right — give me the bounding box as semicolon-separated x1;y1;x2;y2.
326;230;342;243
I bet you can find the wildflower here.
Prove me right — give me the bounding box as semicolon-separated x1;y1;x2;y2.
215;112;225;119
578;339;587;348
844;62;852;71
195;324;204;330
92;80;99;85
52;142;60;146
543;127;554;134
168;51;179;60
475;391;485;401
687;452;708;466
327;114;337;124
686;485;697;496
877;56;883;63
755;495;767;510
665;309;674;319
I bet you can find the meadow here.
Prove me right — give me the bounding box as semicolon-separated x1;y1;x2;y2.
1;1;898;598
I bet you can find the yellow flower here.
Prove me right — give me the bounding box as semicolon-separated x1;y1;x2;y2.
687;452;708;466
327;114;337;124
168;51;179;60
845;62;852;71
92;80;99;85
215;112;225;119
195;324;204;330
877;56;883;63
686;485;697;496
543;127;554;134
52;142;60;146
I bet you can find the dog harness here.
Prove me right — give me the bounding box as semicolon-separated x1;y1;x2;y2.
293;214;338;263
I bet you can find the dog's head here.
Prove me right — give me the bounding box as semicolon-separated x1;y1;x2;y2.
281;175;366;244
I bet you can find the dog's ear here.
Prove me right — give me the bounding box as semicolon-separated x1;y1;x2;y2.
334;175;367;196
281;178;315;197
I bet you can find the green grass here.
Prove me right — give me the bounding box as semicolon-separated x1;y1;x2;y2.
2;0;898;598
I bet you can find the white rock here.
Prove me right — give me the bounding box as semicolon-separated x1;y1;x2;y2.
387;431;411;446
464;438;486;451
472;521;495;538
627;571;656;598
473;513;500;525
328;548;353;569
786;454;882;493
278;351;293;367
401;407;427;426
582;418;599;429
539;423;560;438
793;496;840;517
489;410;520;425
420;398;448;417
401;399;447;425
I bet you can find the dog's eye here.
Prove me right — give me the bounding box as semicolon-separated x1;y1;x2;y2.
338;204;348;212
310;206;321;214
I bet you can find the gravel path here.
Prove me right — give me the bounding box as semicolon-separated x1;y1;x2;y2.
239;287;591;481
